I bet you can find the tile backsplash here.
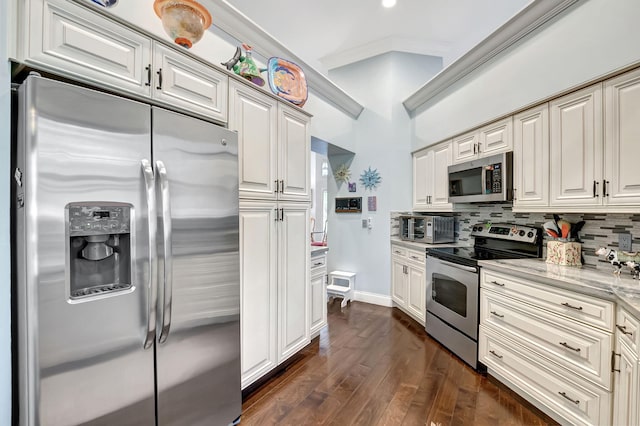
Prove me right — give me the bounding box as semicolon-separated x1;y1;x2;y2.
391;207;640;270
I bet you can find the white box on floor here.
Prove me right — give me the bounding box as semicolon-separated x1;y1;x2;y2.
327;271;355;308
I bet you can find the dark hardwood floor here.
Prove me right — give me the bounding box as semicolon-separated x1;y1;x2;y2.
241;300;557;426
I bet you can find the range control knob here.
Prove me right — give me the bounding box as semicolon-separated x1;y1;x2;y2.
519;230;525;237
527;231;534;238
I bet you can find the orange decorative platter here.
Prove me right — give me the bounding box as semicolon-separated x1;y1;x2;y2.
266;57;308;107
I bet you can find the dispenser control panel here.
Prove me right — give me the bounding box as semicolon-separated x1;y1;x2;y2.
68;205;131;236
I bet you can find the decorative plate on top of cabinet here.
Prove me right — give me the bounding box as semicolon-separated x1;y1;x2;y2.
266;57;308;107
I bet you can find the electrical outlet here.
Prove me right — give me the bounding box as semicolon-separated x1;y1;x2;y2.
361;219;368;229
619;233;632;251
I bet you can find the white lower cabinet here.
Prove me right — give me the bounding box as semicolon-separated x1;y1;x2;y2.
390;244;425;325
479;269;615;426
612;307;640;426
309;252;328;337
240;201;309;389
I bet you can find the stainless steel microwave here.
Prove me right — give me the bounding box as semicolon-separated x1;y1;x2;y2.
447;152;513;203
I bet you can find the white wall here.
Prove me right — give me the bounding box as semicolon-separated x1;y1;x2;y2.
413;0;640;150
0;0;11;421
325;52;442;297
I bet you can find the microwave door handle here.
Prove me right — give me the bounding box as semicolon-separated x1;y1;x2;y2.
141;159;158;350
156;161;173;344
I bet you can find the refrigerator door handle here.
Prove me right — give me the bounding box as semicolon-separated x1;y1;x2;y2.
141;159;158;349
156;160;173;344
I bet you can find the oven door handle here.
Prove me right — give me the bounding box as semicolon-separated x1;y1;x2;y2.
432;258;478;273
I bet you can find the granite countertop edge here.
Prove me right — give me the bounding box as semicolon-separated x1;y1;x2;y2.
479;258;640;320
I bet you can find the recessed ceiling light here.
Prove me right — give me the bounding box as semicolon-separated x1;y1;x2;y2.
382;0;396;8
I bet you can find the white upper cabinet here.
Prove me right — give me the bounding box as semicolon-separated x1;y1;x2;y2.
152;43;228;123
231;80;310;202
230;80;279;200
513;104;549;208
550;84;603;207
412;141;452;211
604;68;640;206
25;0;152;98
452;117;512;164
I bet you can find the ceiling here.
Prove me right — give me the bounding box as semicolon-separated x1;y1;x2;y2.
223;0;533;75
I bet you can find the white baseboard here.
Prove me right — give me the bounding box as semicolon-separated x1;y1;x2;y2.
353;291;393;307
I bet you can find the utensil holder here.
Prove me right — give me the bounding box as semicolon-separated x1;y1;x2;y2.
546;241;582;266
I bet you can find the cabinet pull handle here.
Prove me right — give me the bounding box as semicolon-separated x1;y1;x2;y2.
559;341;581;352
394;250;402;254
473;143;477;155
592;180;599;198
280;208;284;222
603;180;609;197
616;324;634;336
274;180;279;193
490;311;504;318
145;65;151;86
612;351;621;373
156;68;163;90
558;392;579;405
489;280;505;287
410;255;421;260
561;302;583;311
280;180;284;193
489;350;503;359
477;142;482;153
313;261;324;266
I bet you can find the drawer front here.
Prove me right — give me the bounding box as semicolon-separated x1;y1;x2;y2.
391;245;407;258
29;0;152;98
480;326;612;426
482;269;614;331
310;254;327;276
481;289;612;389
406;249;425;265
616;307;640;354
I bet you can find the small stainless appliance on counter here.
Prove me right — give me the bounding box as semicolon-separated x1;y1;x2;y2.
399;215;454;244
13;75;241;425
425;223;542;369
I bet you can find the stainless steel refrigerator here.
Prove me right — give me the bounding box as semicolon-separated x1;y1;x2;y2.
13;75;241;425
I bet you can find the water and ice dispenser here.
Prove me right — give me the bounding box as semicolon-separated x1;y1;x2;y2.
67;203;132;299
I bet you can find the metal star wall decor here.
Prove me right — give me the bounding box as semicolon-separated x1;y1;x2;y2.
359;166;382;190
333;163;351;184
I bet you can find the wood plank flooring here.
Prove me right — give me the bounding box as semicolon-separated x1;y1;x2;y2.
241;301;557;426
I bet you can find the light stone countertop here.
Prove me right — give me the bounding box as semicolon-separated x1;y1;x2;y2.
479;258;640;320
390;237;471;253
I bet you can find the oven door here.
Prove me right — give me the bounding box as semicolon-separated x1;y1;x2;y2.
426;256;478;339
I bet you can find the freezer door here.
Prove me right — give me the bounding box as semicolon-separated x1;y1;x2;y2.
152;107;241;426
15;76;156;425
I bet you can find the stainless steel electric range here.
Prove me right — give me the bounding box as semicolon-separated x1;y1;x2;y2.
425;223;542;369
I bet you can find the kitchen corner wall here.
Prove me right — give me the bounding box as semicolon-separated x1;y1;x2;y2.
322;52;442;297
391;208;640;271
1;0;11;422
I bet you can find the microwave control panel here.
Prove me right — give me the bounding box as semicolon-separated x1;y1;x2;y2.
485;163;502;194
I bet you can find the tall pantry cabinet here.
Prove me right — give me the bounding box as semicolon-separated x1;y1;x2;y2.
229;80;311;389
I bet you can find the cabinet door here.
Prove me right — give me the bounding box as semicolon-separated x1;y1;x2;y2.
27;0;152;97
407;264;426;324
550;84;603;207
229;80;278;200
412;149;431;210
479;117;513;157
612;337;638;426
239;203;278;389
278;204;310;363
431;142;453;208
452;130;478;164
309;273;327;336
604;69;640;206
514;104;549;207
391;257;407;307
152;43;228;122
278;104;311;201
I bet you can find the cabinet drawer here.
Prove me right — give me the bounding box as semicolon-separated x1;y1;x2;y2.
310;254;327;275
479;326;612;426
481;269;615;331
391;245;407;258
481;289;612;389
406;249;425;265
616;307;640;354
27;0;152;98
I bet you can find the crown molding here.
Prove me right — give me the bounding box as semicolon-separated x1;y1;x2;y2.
206;0;364;119
402;0;580;116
